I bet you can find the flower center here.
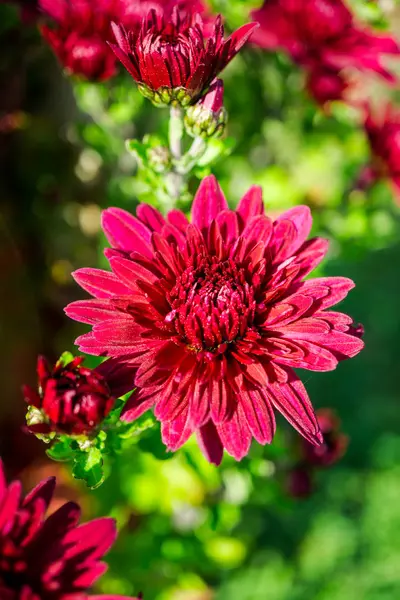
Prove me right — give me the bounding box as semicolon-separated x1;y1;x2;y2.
166;257;256;354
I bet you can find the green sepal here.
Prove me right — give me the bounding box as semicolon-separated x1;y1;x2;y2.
56;351;75;369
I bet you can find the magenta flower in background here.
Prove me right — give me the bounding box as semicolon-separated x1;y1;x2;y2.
0;459;138;598
109;9;257;106
364;103;400;202
251;0;400;104
287;408;348;498
302;408;348;467
119;0;210;30
39;0;119;81
23;355;115;436
65;175;364;465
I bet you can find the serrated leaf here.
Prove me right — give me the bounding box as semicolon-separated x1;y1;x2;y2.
72;447;105;489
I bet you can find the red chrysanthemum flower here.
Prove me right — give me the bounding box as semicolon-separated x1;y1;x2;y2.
23;355;115;436
65;175;364;465
364;103;400;202
118;0;210;30
0;459;138;599
301;408;348;467
109;9;257;106
39;0;120;81
251;0;400;104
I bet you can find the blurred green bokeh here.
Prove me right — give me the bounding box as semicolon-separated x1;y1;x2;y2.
1;1;400;599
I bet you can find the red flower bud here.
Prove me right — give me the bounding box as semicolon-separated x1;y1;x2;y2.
185;79;227;138
306;67;348;105
24;354;114;436
109;9;258;106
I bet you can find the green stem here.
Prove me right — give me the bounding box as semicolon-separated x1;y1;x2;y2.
166;106;185;204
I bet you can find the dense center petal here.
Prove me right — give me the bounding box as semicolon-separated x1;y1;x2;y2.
166;256;256;354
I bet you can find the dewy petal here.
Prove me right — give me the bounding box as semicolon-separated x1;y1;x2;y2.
71;268;132;299
268;369;323;446
191;175;228;234
197;420;224;466
161;408;193;451
216;403;252;461
240;388;276;445
237;185;265;222
274;205;313;259
223;22;260;63
102;207;152;255
121;387;158;422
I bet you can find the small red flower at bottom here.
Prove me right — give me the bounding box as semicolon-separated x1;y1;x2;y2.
0;459;138;599
65;175;364;465
364;103;400;202
23;354;115;436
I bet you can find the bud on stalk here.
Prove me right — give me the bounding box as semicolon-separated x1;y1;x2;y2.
23;353;115;437
185;79;227;139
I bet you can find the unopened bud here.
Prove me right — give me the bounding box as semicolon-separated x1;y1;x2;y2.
185;79;227;139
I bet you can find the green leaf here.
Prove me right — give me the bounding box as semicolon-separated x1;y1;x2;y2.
72;447;105;489
46;439;74;462
56;351;75;368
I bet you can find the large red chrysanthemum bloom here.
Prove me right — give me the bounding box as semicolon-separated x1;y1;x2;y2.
39;0;120;81
109;9;257;106
251;0;400;104
65;176;364;465
0;459;138;599
364;103;400;202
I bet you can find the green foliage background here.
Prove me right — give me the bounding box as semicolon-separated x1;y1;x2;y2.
1;1;400;599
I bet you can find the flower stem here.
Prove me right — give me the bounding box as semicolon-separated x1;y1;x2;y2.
169;106;184;160
177;136;207;174
166;106;185;204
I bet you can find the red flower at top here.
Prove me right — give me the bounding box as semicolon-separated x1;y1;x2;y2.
119;0;209;30
251;0;400;104
65;175;364;465
109;9;258;106
364;103;400;202
0;459;138;599
39;0;120;81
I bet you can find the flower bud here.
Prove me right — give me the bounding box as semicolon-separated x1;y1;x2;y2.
185;79;227;138
306;67;348;105
23;353;114;437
